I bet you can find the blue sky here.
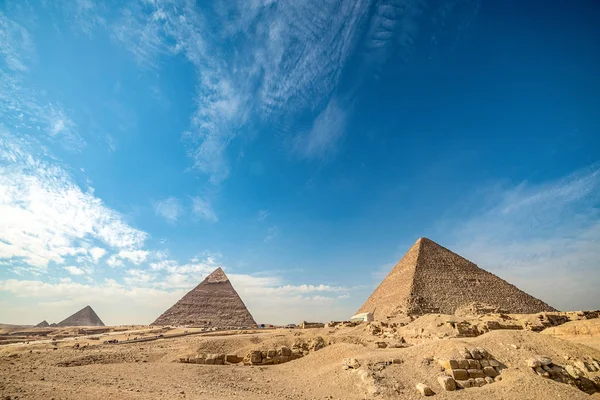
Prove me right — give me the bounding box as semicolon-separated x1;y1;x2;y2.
1;0;599;325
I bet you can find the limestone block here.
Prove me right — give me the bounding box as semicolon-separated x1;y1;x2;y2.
279;346;291;357
460;349;472;359
477;348;490;359
205;358;215;365
415;383;434;396
527;358;541;368
468;359;481;369
475;377;487;387
565;365;583;379
451;369;469;380
480;359;490;367
250;350;262;364
538;357;552;366
179;357;189;363
534;366;550;378
483;366;498;378
376;342;388;348
470;349;483;360
392;358;402;364
438;359;459;371
457;359;470;369
468;369;485;379
456;378;476;389
437;375;456;391
489;359;500;367
226;354;243;364
485;377;494;384
574;360;591;372
267;349;276;358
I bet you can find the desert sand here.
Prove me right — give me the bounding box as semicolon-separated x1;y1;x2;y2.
2;312;600;400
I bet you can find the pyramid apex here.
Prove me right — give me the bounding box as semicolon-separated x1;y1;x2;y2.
205;267;229;283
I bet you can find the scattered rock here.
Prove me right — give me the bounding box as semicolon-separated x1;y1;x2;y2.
415;383;434;396
342;358;360;370
437;375;456;391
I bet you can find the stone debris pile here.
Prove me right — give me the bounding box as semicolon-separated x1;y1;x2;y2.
526;355;600;394
437;347;503;390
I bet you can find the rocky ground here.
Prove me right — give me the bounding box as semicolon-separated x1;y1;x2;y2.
1;312;600;400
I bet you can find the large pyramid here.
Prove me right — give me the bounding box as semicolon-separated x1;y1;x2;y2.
57;305;105;327
152;267;257;327
357;238;556;320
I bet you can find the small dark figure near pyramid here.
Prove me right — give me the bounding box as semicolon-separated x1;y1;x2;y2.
357;238;557;320
152;267;257;328
57;305;105;327
35;320;50;328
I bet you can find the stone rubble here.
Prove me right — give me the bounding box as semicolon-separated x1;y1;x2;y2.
437;347;503;391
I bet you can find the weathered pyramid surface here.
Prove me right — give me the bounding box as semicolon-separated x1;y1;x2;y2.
57;306;105;327
35;320;50;328
152;268;257;327
357;238;557;320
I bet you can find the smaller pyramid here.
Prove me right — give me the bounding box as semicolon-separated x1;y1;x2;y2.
57;306;105;327
35;320;50;328
152;267;257;327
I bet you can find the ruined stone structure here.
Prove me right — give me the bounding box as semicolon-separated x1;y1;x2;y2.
57;305;105;327
152;268;256;328
357;238;556;320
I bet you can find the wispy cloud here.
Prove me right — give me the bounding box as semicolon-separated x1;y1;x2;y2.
257;209;269;222
0;13;35;72
191;196;218;223
438;164;600;311
293;98;347;159
264;225;279;242
153;197;183;222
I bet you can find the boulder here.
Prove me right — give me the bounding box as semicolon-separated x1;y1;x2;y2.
483;366;498;378
527;358;542;368
279;346;291;357
226;354;243;364
468;359;481;369
342;358;360;370
415;383;434;396
250;350;262;365
565;365;583;379
437;376;456;391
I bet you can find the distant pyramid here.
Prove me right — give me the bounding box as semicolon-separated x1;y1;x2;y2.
35;320;50;328
357;238;556;320
152;267;257;327
57;306;105;327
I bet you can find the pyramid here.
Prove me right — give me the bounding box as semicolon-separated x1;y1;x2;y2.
357;238;557;320
35;320;50;328
57;306;105;327
152;268;257;327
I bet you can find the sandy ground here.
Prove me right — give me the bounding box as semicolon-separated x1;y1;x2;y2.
1;315;600;399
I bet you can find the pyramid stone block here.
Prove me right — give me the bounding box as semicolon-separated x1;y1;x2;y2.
357;238;556;320
152;267;256;327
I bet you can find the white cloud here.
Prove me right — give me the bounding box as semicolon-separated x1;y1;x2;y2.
439;164;600;311
191;196;218;223
64;266;85;276
153;197;182;222
0;134;147;273
89;247;107;262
